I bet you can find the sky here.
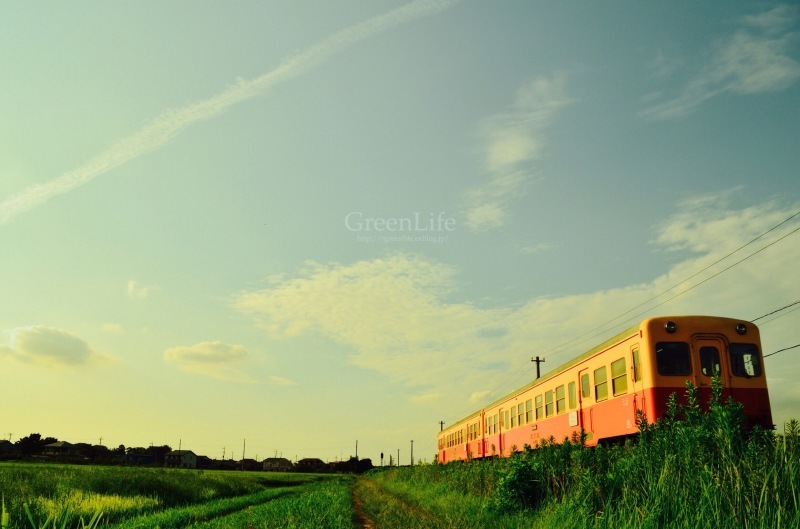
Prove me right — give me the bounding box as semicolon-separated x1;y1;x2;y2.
1;1;799;465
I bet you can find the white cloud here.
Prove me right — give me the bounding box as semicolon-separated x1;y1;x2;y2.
464;73;573;231
127;280;156;299
0;0;461;225
0;326;110;368
235;196;800;426
269;375;298;386
102;323;124;334
641;5;800;120
164;341;254;383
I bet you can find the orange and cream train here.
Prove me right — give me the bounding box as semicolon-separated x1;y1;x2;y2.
437;315;773;462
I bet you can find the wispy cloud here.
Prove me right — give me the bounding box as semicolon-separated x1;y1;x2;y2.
164;340;254;383
0;325;111;368
0;0;461;225
641;4;800;120
464;73;573;231
127;279;156;299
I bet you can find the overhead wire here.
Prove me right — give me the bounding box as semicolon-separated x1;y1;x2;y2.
541;208;800;362
764;344;800;358
752;300;800;322
450;208;800;426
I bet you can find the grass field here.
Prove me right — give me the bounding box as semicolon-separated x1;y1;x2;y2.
0;464;353;529
2;384;797;528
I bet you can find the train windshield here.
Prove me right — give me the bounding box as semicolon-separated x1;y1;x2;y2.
655;342;692;376
730;343;762;377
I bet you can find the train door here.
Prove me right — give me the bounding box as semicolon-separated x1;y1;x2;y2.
630;344;643;419
577;368;592;437
480;410;486;458
692;335;730;400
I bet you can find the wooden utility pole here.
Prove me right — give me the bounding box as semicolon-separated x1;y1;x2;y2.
531;356;545;379
410;440;414;466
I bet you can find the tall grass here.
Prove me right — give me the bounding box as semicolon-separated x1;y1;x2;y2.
360;380;799;528
0;464;267;527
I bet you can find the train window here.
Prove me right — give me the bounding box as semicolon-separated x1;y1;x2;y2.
494;414;499;434
545;391;554;417
594;367;608;401
632;346;641;382
525;400;533;423
612;358;627;396
535;395;543;420
581;373;590;399
556;385;566;414
730;343;762;377
511;408;516;428
504;410;510;429
700;346;721;376
655;342;692;375
568;381;577;410
517;403;524;425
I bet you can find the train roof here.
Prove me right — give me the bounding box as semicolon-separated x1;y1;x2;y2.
439;320;643;434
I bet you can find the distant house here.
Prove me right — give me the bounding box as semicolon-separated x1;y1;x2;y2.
263;457;293;472
0;440;14;456
240;458;261;471
196;455;214;469
295;458;326;473
43;441;79;457
125;453;155;466
164;450;197;469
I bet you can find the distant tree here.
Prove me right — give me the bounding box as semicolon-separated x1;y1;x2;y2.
151;445;172;465
15;433;58;456
113;444;126;456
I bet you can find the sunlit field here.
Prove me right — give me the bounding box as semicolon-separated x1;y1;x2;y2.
0;464;351;529
3;386;798;529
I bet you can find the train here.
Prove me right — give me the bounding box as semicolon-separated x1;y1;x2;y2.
437;315;773;462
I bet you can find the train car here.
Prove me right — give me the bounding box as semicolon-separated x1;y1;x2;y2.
437;315;773;463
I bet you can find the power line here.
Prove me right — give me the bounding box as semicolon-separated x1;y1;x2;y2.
446;209;800;426
752;300;800;322
542;209;800;362
543;221;800;367
765;344;800;358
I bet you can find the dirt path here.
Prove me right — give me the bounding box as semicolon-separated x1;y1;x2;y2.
351;481;376;529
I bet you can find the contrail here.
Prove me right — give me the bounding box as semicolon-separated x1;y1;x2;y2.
0;0;460;225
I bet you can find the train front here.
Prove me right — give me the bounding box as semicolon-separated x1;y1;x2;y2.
639;315;773;430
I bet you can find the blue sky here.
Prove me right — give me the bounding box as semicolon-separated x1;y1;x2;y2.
1;1;799;463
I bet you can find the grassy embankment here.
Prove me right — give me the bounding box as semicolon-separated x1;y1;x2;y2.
356;380;800;528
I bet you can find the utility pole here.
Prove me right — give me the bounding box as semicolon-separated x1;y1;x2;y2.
242;439;246;470
222;447;226;460
397;449;400;467
439;421;444;431
531;356;545;379
355;440;358;459
410;440;414;466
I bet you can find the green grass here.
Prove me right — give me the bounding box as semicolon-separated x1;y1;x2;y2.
3;382;797;528
0;464;335;529
357;381;800;528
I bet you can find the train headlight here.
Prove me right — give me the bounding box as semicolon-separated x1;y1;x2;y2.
736;323;747;335
665;321;677;333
